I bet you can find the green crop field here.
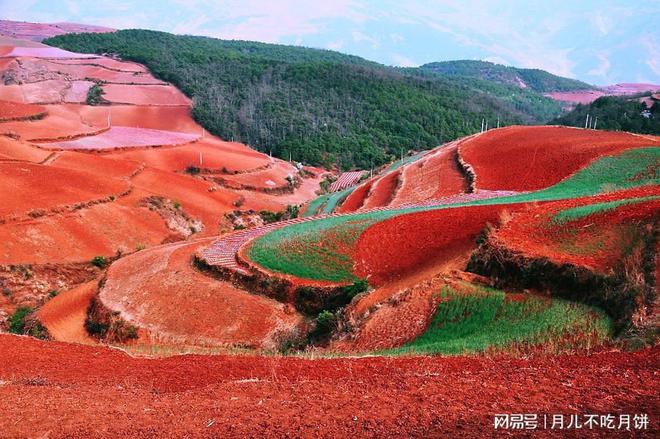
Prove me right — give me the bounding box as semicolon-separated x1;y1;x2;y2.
384;285;612;356
250;147;660;282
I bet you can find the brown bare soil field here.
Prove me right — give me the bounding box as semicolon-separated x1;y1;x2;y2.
0;100;46;121
109;137;271;173
0;20;113;42
101;83;191;106
0;201;170;264
354;204;512;286
0;136;50;162
0;162;129;219
218;159;297;190
391;145;466;206
100;238;303;349
129;167;239;234
337;179;374;213
53;57;147;73
79;105;203;133
0;104;106;140
39;126;199;150
41;59;165;84
37;280;97;344
494;188;660;273
361;169;401;209
0;334;657;437
460;126;660;191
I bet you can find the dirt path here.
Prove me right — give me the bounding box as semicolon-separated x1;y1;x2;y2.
37;280;97;345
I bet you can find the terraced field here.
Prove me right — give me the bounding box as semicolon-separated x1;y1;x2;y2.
0;39;324;338
247;145;660;285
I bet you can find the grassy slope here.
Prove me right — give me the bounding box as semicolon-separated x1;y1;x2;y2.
248;147;660;282
384;285;611;355
45;30;563;169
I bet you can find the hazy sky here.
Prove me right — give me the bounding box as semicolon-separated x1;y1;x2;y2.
2;0;659;85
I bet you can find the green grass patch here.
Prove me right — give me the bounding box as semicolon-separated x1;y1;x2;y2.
250;147;660;282
249;217;380;282
303;194;330;217
321;186;356;214
384;286;612;356
387;150;428;172
552;195;660;224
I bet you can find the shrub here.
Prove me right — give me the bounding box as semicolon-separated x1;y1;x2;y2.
91;256;108;269
86;83;106;105
340;278;369;300
2;288;11;297
185;165;201;175
285;204;299;219
8;307;49;339
8;307;32;334
311;310;337;340
260;210;283;224
48;290;58;298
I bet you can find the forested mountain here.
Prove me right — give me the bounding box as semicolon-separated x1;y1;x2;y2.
551;94;660;134
47;30;566;169
421;60;593;93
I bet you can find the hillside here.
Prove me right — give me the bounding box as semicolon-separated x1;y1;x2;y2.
421;60;593;93
46;30;564;169
552;94;660;134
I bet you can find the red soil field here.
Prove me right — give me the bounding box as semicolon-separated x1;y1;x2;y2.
361;169;401;209
494;188;660;273
544;90;605;104
41;59;166;84
337;179;374;213
53;57;148;73
0;45;97;59
78;105;203;133
50;150;142;179
0;200;171;264
0;99;46;121
0;79;76;104
0;20;113;42
129;167;240;234
0;136;51;162
391;145;466;206
101;83;191;106
354;204;516;286
341;273;460;351
0;162;129;219
218;159;297;190
39;126;199;150
0;104;107;141
108;138;271;173
238;171;328;212
460;126;660;191
37;280;97;345
0;334;657;437
100;239;303;349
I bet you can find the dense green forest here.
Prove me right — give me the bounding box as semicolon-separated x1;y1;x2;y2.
552;95;660;135
47;30;569;169
421;60;593;93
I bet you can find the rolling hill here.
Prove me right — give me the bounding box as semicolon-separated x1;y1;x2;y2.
45;30;568;170
420;59;593;92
